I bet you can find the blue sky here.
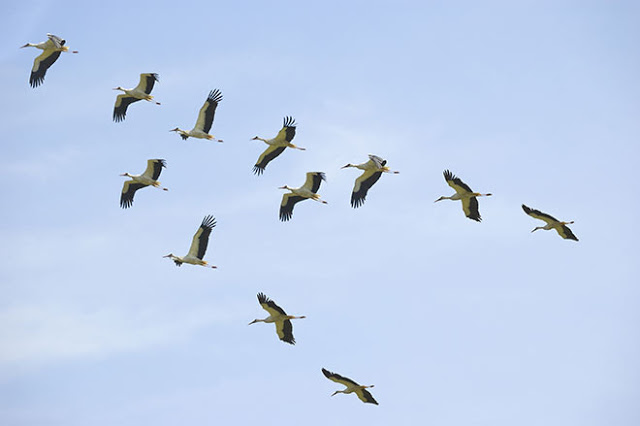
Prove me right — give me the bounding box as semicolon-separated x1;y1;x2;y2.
1;0;639;425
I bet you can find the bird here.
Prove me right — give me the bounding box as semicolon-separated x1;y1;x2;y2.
249;293;306;345
163;215;217;268
120;159;168;208
21;33;78;88
321;368;378;405
252;116;305;175
522;204;578;241
279;172;327;221
341;154;399;208
170;89;223;142
113;73;160;122
435;170;492;222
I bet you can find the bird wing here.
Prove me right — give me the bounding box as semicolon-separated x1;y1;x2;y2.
46;34;65;48
368;154;386;168
356;388;379;405
29;50;61;88
120;181;147;208
187;215;216;259
253;145;286;175
521;204;559;225
279;194;306;221
462;197;482;222
136;73;158;94
321;369;360;387
556;224;579;241
443;169;473;194
275;116;297;143
277;319;296;345
351;170;382;208
113;94;141;122
142;159;166;180
257;292;287;316
303;172;326;193
195;89;222;133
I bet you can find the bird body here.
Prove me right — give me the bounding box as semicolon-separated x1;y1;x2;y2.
435;170;492;221
279;172;327;221
253;116;304;175
21;34;78;87
322;368;378;405
522;204;578;241
249;293;305;344
342;154;399;208
171;89;223;141
163;215;217;268
113;73;160;122
120;159;168;208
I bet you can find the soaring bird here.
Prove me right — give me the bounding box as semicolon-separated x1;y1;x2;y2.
163;215;217;268
321;368;378;405
279;172;327;221
252;116;305;175
435;170;492;222
522;204;578;241
113;73;160;122
21;33;78;87
342;154;399;208
170;89;223;142
249;293;306;345
120;159;168;208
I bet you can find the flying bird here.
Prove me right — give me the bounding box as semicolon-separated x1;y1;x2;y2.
435;170;492;222
163;215;217;268
522;204;578;241
170;89;223;142
342;154;399;208
252;116;304;175
249;293;306;345
21;33;78;87
279;172;327;221
113;73;160;122
321;368;378;405
120;159;168;208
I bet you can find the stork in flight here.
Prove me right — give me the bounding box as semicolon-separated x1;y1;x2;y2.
435;170;492;222
163;215;217;268
252;116;305;175
21;33;78;88
522;204;578;241
279;172;327;221
249;293;306;345
113;73;161;122
120;159;168;208
321;368;378;405
170;89;223;142
342;154;399;208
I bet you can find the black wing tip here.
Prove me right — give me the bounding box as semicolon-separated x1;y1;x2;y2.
149;73;159;81
467;215;482;222
351;195;365;208
282;336;296;345
155;159;167;168
253;165;265;175
279;211;293;221
443;169;454;180
283;116;297;128
120;200;132;209
29;75;44;87
321;368;333;378
208;89;223;103
522;204;532;213
113;111;126;122
317;172;326;181
257;292;269;303
201;215;217;229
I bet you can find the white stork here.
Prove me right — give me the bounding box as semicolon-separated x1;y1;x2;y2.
342;154;399;208
163;215;217;268
522;204;578;241
321;368;378;405
435;170;492;222
279;172;327;221
249;293;306;345
252;116;305;175
120;159;168;208
170;89;223;142
21;34;78;88
113;73;161;122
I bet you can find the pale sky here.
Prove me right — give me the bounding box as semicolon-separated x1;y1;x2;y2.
1;1;639;425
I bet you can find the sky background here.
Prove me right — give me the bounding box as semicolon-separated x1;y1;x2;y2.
1;0;639;425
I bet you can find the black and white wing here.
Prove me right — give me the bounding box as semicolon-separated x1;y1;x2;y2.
351;169;382;208
274;116;297;143
113;94;141;122
120;181;147;209
279;194;306;221
29;50;62;87
257;292;287;316
195;89;222;133
142;159;166;180
253;145;286;175
462;197;482;222
443;169;474;194
136;73;159;94
521;204;560;224
304;172;326;193
187;215;216;260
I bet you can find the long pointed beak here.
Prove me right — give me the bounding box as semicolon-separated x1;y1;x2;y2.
248;319;257;325
20;43;29;48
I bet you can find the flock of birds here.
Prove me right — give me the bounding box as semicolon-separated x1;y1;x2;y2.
21;33;580;406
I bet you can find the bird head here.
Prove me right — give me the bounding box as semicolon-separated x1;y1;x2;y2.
341;164;354;169
120;172;132;177
163;253;174;259
169;127;181;132
278;185;291;190
20;43;32;49
112;86;125;91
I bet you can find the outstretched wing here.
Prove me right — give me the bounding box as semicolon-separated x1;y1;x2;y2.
274;116;296;143
135;73;158;94
444;169;473;194
279;194;306;221
253;145;286;175
195;89;222;133
351;170;382;208
462;197;482;222
303;172;326;193
120;181;147;209
29;50;61;87
113;94;141;122
142;159;166;180
187;215;216;259
257;292;287;316
521;204;559;224
357;388;378;405
557;225;579;241
321;368;360;387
